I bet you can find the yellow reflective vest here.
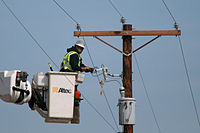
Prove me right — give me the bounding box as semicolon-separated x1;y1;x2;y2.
61;51;82;71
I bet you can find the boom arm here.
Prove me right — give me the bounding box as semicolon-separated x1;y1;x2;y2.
0;70;32;105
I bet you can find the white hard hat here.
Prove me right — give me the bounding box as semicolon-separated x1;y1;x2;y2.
75;40;85;48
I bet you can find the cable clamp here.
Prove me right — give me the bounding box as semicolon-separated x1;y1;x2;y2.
122;52;132;57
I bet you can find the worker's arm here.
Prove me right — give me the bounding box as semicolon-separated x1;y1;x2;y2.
70;54;94;72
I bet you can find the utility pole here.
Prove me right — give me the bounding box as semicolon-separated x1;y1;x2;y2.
122;24;133;133
74;24;180;133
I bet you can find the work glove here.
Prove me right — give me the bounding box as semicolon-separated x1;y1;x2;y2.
89;67;94;73
81;66;94;73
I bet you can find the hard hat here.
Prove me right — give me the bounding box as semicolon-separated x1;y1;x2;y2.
75;40;85;49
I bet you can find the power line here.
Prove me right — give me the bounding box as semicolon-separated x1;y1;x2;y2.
1;0;74;84
51;0;120;131
81;93;118;133
83;37;120;132
1;1;118;131
160;0;199;128
103;89;120;131
108;0;123;17
52;0;79;25
1;0;77;88
160;0;179;30
52;0;120;130
134;54;162;133
160;0;176;23
1;0;58;68
178;36;200;128
107;0;126;24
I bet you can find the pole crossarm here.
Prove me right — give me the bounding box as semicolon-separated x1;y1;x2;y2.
133;35;161;54
94;36;161;56
74;30;181;36
94;36;124;54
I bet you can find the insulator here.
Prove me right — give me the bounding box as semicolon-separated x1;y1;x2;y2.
120;16;126;24
76;23;81;31
174;22;179;30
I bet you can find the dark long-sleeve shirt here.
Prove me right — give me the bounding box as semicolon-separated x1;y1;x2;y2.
70;52;85;71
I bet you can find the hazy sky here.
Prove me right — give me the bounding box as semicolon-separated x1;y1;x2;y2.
0;0;200;133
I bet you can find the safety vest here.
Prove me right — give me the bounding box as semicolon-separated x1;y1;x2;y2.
61;51;81;71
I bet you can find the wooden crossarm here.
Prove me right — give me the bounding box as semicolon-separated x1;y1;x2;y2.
74;30;181;36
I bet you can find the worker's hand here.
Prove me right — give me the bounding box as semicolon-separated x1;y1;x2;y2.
81;66;94;73
89;67;94;73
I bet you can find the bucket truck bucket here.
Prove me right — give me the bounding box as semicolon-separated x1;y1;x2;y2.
47;71;76;119
32;71;83;123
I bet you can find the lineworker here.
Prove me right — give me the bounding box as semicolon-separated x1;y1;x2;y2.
60;40;93;124
60;40;94;73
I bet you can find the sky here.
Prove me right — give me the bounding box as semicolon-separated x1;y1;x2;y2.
0;0;200;133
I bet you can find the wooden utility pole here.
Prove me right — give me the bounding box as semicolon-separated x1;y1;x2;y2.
122;24;133;133
74;24;180;133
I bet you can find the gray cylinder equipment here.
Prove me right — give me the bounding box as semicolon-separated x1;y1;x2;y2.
118;97;136;125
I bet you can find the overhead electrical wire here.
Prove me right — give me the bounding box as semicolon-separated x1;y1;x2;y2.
4;0;196;132
107;0;164;132
53;0;120;130
107;1;163;131
108;0;123;17
81;94;118;132
103;89;120;132
1;0;58;68
1;1;118;132
134;55;162;133
53;0;200;131
178;36;200;127
107;0;125;24
52;1;120;131
105;80;122;87
160;0;200;128
83;37;120;132
53;0;199;132
52;0;79;25
161;0;177;24
0;0;75;86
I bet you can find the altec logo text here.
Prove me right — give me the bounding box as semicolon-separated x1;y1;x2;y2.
52;87;72;94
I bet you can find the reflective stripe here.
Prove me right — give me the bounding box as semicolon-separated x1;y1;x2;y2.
61;51;81;71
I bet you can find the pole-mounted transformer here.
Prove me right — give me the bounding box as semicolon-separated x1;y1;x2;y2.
118;87;136;125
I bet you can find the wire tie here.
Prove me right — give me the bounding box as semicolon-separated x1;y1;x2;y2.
123;52;132;56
